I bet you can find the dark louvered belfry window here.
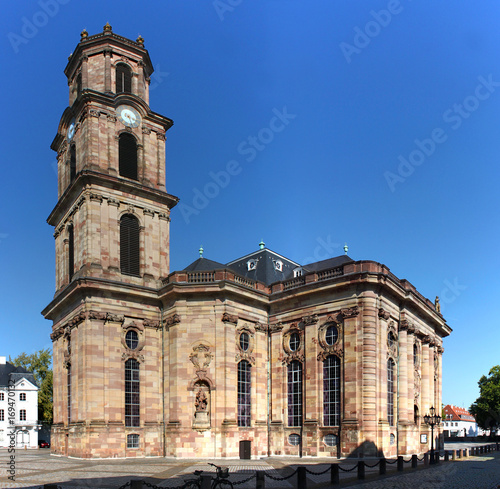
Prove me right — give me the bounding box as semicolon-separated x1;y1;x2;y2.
116;63;132;93
76;73;82;97
120;214;140;276
68;224;74;280
70;144;76;183
119;133;138;180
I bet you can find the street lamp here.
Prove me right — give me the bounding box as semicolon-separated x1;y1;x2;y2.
424;406;441;464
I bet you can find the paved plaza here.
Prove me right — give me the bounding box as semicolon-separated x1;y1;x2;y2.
0;443;499;489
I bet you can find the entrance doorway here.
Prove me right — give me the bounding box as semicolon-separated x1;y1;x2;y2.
239;440;251;459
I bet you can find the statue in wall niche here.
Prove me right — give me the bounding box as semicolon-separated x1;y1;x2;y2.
195;389;208;412
193;384;210;431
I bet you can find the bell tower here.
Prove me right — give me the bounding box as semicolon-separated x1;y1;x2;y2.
43;25;178;457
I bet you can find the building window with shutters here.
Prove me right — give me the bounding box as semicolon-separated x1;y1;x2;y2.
19;409;26;422
68;224;75;281
118;133;138;180
69;144;76;183
288;360;303;427
125;359;140;427
323;355;341;426
116;63;132;94
120;214;140;277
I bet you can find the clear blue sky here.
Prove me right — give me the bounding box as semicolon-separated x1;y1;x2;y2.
1;1;499;411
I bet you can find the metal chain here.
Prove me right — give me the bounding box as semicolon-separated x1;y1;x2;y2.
338;464;358;472
305;465;331;475
417;455;425;461
385;458;398;464
117;482;131;489
232;473;257;485
265;468;298;480
364;461;381;468
143;481;169;489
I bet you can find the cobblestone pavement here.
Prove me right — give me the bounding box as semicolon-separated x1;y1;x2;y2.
0;443;499;488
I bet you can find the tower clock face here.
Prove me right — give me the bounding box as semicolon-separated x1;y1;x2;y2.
117;105;141;128
67;119;76;140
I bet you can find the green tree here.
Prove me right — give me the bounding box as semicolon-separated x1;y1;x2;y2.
10;349;53;425
470;365;500;435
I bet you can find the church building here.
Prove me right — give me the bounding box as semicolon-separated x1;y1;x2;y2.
42;26;451;459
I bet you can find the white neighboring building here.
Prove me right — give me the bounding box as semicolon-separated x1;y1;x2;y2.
442;404;479;437
0;356;39;448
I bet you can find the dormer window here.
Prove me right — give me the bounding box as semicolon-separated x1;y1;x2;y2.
247;259;257;271
273;260;283;272
293;268;303;278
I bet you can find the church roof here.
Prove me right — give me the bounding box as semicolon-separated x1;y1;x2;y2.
303;254;354;272
182;246;353;286
0;362;38;388
226;248;300;285
183;257;226;272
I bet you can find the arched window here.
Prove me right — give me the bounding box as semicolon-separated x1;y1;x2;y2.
69;144;76;183
120;214;140;276
116;63;132;93
237;360;251;427
323;355;340;426
387;358;395;426
125;359;140;427
287;360;302;427
119;133;138;180
68;224;74;280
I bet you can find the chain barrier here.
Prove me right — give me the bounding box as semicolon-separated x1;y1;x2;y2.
364;461;381;468
417;455;425;462
338;464;358;472
304;465;331;475
385;458;398;464
265;468;298;480
402;457;413;463
232;473;257;485
117;482;131;489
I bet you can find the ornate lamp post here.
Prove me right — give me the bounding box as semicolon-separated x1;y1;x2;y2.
424;406;441;464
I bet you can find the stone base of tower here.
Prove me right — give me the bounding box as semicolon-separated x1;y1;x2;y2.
51;423;164;458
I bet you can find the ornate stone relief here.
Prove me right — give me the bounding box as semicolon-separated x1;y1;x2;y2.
121;351;144;363
341;306;359;318
105;313;125;324
302;315;319;326
387;321;398;360
221;312;238;324
317;318;344;361
269;322;283;333
189;344;213;371
165;314;181;330
254;322;267;332
143;319;160;329
378;308;390;320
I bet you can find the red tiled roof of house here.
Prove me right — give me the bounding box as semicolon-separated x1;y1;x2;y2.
443;404;476;422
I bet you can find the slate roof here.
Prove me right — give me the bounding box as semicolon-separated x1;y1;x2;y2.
182;246;353;286
0;362;38;388
303;255;354;272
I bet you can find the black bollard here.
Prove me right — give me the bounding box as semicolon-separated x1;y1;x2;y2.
297;466;307;488
357;460;365;480
411;454;418;468
424;452;429;466
379;458;386;475
444;451;449;461
256;470;265;489
330;464;340;485
397;456;404;472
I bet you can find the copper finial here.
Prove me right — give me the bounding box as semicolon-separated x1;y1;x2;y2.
103;22;112;32
80;29;88;40
136;35;145;46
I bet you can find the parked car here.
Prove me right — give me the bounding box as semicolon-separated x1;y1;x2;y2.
38;440;50;448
